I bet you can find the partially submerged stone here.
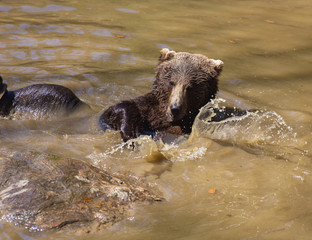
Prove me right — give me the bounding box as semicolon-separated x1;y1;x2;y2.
0;148;163;233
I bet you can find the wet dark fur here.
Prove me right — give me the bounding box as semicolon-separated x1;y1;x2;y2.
99;49;223;141
0;76;87;117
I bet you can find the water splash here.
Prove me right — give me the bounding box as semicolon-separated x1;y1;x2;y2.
191;99;305;160
89;99;307;165
87;135;167;165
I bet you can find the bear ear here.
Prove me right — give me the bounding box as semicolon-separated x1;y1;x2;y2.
159;48;176;63
212;59;224;72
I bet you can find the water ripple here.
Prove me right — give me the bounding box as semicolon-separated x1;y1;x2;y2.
116;8;139;14
20;4;75;13
0;5;13;12
0;24;85;35
92;29;113;37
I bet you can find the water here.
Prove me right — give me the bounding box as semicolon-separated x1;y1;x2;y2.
0;0;312;239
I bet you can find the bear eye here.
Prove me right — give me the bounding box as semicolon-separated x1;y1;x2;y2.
169;81;175;87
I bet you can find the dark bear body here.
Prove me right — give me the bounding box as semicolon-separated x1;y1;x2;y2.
99;49;224;141
0;76;88;118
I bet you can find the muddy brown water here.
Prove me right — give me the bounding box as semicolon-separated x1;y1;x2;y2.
0;0;312;239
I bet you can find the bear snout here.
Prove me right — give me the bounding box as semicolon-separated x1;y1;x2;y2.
167;83;188;122
167;103;186;122
170;103;182;117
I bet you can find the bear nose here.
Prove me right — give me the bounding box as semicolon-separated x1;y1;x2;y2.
170;104;181;117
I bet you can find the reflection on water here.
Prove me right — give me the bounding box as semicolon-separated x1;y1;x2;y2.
0;0;312;239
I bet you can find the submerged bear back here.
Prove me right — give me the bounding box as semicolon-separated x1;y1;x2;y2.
11;84;89;119
0;76;89;119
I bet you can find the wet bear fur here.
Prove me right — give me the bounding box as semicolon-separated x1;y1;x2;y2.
0;76;88;118
99;48;224;141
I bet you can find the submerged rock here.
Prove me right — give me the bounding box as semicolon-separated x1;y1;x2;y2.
0;148;163;233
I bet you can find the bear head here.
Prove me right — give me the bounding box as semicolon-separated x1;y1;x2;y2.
153;48;223;123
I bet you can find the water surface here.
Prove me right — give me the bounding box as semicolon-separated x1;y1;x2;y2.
0;0;312;239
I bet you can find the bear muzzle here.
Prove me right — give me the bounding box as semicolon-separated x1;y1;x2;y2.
167;103;186;122
167;84;187;122
170;103;183;119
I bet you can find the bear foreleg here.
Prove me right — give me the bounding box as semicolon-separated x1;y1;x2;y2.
99;101;145;141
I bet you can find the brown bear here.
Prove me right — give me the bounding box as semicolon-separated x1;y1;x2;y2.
98;48;223;141
0;75;89;118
